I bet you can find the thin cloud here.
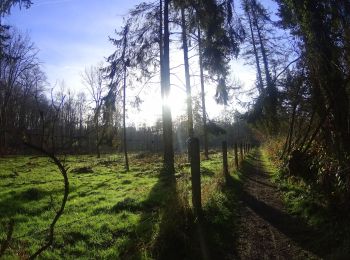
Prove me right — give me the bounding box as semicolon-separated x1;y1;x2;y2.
34;0;77;7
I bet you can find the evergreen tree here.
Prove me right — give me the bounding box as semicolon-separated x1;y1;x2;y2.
241;0;281;133
161;0;175;174
174;0;244;158
0;0;32;60
105;21;131;170
109;1;175;174
276;0;350;160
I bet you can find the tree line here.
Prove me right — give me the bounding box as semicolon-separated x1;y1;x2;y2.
244;0;350;213
1;0;255;164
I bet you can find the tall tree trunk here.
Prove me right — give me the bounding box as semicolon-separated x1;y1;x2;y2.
281;101;297;158
120;23;130;171
0;17;4;154
123;65;129;171
296;110;315;150
161;0;174;174
198;27;209;160
181;7;194;138
159;0;163;78
251;4;272;87
252;3;278;132
95;112;100;158
246;4;264;93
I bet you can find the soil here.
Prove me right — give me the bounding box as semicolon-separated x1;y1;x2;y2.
236;150;323;260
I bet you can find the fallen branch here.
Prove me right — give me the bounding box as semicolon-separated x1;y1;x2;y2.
23;142;69;260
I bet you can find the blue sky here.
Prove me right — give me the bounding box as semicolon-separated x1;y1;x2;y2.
6;0;139;91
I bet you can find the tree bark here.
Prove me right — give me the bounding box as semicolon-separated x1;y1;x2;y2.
121;24;130;171
240;142;243;161
246;4;264;93
95;114;100;158
123;65;129;171
24;142;69;260
251;3;272;87
198;27;209;159
161;0;174;174
181;7;194;138
234;142;239;168
251;0;277;133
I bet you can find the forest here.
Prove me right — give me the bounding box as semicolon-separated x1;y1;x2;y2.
1;0;349;259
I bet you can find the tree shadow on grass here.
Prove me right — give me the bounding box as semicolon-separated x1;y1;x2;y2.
200;167;215;177
0;187;65;218
118;172;201;259
202;173;242;260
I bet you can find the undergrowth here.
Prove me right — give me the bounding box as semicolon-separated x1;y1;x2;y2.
261;145;350;258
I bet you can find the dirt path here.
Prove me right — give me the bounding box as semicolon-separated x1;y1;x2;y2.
236;150;321;260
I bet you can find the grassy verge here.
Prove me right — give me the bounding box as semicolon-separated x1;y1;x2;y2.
0;151;242;259
261;148;350;258
200;151;243;259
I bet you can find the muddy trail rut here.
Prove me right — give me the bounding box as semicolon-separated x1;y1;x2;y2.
235;150;325;260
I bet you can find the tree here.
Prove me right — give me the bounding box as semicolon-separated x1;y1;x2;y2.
0;0;32;15
0;29;42;154
180;6;194;138
242;0;263;93
106;21;131;171
241;0;282;133
105;20;134;171
121;26;130;171
109;1;175;173
243;0;350;211
276;0;350;159
82;64;106;158
75;92;87;150
197;26;209;159
20;88;72;260
172;1;195;140
160;0;175;174
193;0;244;157
0;0;32;67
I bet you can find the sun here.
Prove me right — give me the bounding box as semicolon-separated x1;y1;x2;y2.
127;86;187;126
162;89;186;117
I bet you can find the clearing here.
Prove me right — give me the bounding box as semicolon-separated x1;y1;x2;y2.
0;152;227;259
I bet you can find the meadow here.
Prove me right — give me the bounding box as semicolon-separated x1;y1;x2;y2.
0;151;237;259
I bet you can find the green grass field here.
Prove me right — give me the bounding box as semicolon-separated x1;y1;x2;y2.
0;151;233;259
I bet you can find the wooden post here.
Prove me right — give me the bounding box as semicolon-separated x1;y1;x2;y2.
234;142;239;169
187;138;191;162
190;137;202;218
222;141;229;182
